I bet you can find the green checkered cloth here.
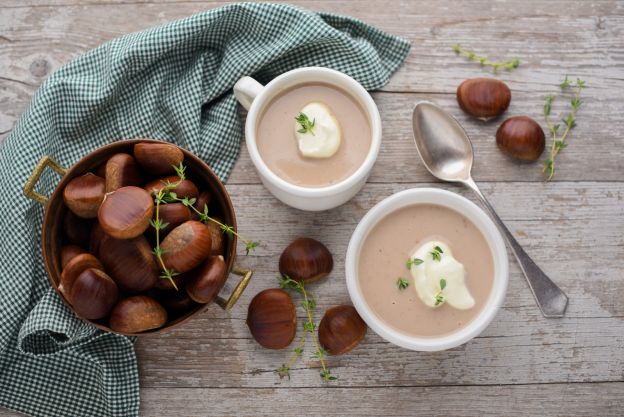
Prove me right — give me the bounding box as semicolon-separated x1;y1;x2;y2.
0;3;409;416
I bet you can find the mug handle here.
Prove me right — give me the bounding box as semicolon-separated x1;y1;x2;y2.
23;155;67;205
233;76;264;111
215;265;253;310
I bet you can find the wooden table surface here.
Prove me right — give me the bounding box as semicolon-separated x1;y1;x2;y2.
1;1;623;416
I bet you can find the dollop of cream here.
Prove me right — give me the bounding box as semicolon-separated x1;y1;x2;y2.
294;102;341;158
408;241;475;310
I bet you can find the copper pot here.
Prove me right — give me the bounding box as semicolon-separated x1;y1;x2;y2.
23;139;253;336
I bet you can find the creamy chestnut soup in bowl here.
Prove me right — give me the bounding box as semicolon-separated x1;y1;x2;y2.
345;188;509;351
234;67;381;211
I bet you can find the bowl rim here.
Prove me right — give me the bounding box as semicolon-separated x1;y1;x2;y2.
41;138;237;336
244;66;382;197
345;187;508;351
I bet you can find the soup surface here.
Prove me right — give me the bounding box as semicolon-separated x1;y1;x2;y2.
256;83;371;187
357;204;495;337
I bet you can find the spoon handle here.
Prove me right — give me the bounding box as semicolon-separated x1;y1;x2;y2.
464;178;568;318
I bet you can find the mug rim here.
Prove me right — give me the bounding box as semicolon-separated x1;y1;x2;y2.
243;67;382;197
345;188;509;351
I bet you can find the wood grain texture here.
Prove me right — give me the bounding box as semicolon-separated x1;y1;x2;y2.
1;0;623;416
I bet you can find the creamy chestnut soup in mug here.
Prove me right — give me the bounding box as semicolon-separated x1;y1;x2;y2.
358;204;495;337
256;83;371;187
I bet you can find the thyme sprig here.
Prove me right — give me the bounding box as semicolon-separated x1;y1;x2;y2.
277;275;337;382
452;44;521;72
396;277;409;290
543;76;586;180
434;278;447;306
149;163;259;290
295;112;316;135
406;257;423;269
430;245;444;262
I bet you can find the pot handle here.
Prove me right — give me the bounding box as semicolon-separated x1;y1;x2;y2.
215;265;253;310
23;155;67;205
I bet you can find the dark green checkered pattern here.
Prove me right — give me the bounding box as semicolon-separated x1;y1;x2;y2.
0;3;409;416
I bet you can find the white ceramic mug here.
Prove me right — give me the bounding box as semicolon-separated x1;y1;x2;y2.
233;67;382;211
345;188;509;351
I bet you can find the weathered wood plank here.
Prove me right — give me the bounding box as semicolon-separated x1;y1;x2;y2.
126;181;624;388
1;383;623;417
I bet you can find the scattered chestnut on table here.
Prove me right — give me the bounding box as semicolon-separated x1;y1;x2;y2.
318;305;367;355
456;78;511;120
279;237;333;283
63;173;106;218
496;115;545;161
247;289;296;349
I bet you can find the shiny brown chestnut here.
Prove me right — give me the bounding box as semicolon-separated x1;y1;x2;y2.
63;173;106;218
318;305;367;355
59;253;104;297
105;153;143;192
155;203;191;235
133;142;184;176
457;78;511;119
99;234;159;293
205;220;224;255
191;191;211;220
60;245;85;269
279;237;333;283
98;186;154;239
496;116;545;161
158;289;197;312
185;255;227;304
161;220;212;273
89;222;105;255
69;268;118;320
63;210;93;247
109;295;168;333
246;289;296;349
144;176;199;200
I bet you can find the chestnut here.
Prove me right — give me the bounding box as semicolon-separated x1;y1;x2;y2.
59;253;103;297
279;237;333;283
89;222;105;255
63;173;106;218
60;245;85;269
63;210;93;247
185;255;227;304
206;220;224;255
98;186;154;239
109;295;168;333
318;305;367;355
99;234;159;293
158;289;197;312
191;191;211;220
456;78;511;119
496;116;545;161
105;153;143;192
69;268;118;320
144;176;198;199
155;203;191;235
246;289;296;349
161;220;212;273
133;142;184;176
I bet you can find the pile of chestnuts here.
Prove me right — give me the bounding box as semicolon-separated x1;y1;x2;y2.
59;142;228;333
456;77;546;161
246;237;367;356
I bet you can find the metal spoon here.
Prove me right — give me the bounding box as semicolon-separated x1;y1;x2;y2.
412;101;568;318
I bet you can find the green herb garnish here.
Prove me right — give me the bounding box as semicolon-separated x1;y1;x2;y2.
295;112;316;135
434;278;447;306
430;246;444;261
396;277;410;290
452;44;521;72
278;275;336;382
406;257;424;269
543;76;586;180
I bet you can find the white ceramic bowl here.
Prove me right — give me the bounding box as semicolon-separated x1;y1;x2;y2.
345;188;509;351
233;67;382;211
